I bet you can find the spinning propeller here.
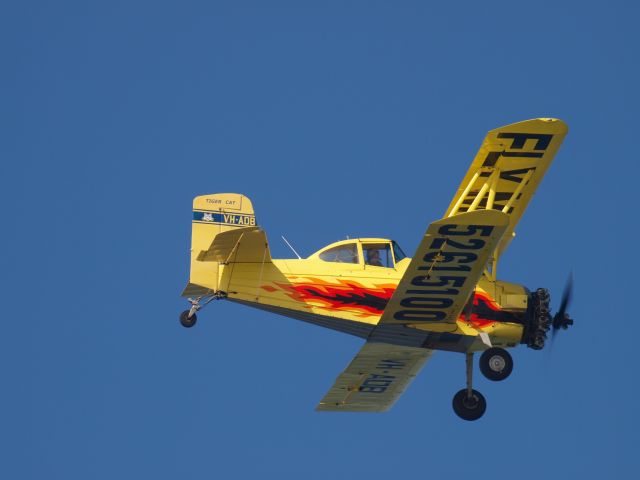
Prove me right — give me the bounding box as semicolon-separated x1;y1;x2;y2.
550;274;574;340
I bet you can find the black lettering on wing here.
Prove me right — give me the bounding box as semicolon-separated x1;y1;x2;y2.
497;132;552;150
500;167;536;184
393;310;447;322
400;297;453;309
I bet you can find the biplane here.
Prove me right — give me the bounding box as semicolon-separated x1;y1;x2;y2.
179;118;573;420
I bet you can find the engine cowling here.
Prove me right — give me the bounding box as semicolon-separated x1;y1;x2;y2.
522;288;551;350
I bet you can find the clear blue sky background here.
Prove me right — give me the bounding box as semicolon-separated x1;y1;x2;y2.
2;1;638;479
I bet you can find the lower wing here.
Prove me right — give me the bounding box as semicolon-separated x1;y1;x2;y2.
316;342;433;412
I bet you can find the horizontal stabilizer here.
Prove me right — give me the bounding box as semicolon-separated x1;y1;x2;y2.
181;283;216;297
197;226;272;263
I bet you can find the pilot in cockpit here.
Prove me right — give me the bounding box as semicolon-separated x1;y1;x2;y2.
365;248;384;267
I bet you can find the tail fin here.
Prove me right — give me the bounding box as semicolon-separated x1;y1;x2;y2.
182;193;256;297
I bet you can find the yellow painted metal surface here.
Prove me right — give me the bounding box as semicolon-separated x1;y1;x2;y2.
378;210;508;329
316;342;433;412
197;226;271;263
445;118;568;261
182;120;567;352
183;204;528;346
183;193;256;295
180;118;570;412
215;238;524;345
221;255;399;326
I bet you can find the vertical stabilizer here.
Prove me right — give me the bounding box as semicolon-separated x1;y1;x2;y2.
182;193;256;297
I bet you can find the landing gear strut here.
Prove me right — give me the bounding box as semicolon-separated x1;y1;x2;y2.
452;352;486;421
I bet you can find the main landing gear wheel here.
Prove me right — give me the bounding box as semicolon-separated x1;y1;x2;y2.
452;352;486;421
452;389;487;421
479;347;513;382
179;310;197;328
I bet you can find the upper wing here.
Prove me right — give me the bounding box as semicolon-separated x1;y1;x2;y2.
316;342;433;412
444;118;568;260
196;226;272;263
375;210;509;335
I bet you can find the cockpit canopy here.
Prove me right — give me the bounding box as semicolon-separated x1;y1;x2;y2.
310;238;407;269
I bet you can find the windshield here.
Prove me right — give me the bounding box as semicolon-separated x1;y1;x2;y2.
392;241;407;262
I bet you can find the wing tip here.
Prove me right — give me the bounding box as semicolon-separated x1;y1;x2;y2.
537;117;569;133
492;117;569;135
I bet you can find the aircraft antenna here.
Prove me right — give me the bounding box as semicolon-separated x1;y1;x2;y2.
281;235;302;259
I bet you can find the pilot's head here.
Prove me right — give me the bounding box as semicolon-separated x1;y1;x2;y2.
367;249;380;260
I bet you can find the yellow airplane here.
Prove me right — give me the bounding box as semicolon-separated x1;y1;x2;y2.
179;118;573;421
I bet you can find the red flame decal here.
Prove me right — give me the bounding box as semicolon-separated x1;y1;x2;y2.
458;291;504;329
262;277;395;317
262;279;513;325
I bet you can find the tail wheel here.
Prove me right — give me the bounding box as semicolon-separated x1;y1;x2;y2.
179;310;197;328
479;347;513;381
452;389;486;421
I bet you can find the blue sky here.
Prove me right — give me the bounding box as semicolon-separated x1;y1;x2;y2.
2;1;639;478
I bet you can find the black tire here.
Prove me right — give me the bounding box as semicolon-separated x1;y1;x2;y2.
452;388;486;421
479;347;513;381
179;310;197;328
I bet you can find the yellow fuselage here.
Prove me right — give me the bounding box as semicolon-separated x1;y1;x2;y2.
219;238;527;352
